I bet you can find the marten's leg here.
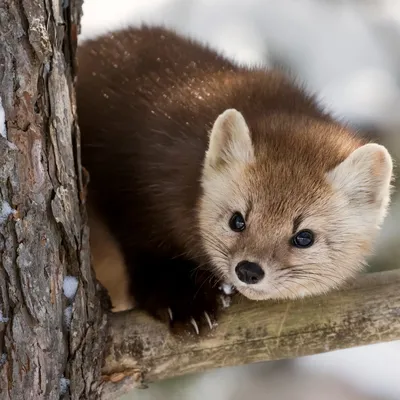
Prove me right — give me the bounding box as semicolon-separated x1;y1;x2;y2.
88;203;135;312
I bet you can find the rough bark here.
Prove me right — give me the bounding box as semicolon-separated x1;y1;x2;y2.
101;269;400;399
0;1;107;399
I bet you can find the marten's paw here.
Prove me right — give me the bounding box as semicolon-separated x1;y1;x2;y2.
164;280;221;335
129;253;224;335
135;274;221;335
175;282;237;334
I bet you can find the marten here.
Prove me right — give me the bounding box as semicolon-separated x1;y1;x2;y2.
77;25;393;334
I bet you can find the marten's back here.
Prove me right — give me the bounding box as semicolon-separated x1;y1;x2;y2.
78;26;238;250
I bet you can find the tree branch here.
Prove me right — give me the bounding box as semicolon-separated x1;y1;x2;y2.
100;269;400;399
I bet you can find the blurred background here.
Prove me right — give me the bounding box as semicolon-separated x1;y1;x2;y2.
79;1;400;399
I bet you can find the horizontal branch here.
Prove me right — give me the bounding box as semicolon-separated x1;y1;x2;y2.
100;269;400;399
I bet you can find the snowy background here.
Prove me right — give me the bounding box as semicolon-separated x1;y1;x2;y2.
79;1;400;399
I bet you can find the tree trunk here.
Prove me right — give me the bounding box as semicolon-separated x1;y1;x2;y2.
0;1;107;399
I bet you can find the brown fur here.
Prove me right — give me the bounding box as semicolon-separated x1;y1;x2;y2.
77;26;392;327
87;202;135;311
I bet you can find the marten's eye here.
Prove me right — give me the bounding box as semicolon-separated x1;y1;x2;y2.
291;230;314;248
229;212;246;232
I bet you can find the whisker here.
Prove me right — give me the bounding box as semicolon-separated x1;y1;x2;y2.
280;262;320;271
280;269;343;288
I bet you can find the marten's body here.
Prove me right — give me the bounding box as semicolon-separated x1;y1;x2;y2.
77;26;392;332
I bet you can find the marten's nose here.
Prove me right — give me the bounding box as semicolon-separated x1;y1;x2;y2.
235;261;264;284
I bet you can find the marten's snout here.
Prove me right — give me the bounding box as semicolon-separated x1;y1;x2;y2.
235;261;264;284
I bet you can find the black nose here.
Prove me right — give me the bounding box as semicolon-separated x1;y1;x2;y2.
235;261;264;284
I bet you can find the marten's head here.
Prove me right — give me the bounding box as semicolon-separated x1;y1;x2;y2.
199;109;393;301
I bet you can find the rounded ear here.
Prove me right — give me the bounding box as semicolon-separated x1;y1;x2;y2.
326;143;393;223
204;109;254;170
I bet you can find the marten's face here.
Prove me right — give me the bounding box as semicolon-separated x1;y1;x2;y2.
199;109;393;301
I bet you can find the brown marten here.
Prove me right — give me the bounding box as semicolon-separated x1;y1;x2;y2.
77;25;393;334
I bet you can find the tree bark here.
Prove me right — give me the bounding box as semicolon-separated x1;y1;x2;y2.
101;269;400;399
0;1;107;399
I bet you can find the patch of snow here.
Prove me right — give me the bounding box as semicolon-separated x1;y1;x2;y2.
220;283;234;295
59;376;70;395
0;201;15;225
0;97;6;138
0;310;9;323
63;276;78;300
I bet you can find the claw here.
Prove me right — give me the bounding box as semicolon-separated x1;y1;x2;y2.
167;307;173;321
204;311;213;330
190;317;199;335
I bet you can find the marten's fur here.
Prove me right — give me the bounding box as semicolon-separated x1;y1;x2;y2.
77;26;393;332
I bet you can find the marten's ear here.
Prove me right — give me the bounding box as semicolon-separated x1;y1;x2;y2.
205;109;254;169
326;143;393;225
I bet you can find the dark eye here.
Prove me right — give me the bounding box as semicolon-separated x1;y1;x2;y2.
292;230;314;248
229;212;246;232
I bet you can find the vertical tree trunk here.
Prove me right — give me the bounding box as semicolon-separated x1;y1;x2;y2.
0;1;107;398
